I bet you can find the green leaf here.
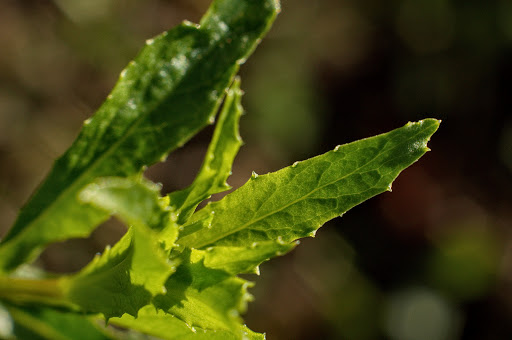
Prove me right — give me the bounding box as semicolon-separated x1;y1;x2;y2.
117;119;438;339
0;0;280;274
104;226;293;337
60;177;176;319
154;255;252;330
189;240;297;276
125;239;294;338
168;77;244;224
6;305;112;340
110;250;260;339
78;176;179;251
112;233;294;337
108;239;290;335
110;307;263;340
177;119;440;249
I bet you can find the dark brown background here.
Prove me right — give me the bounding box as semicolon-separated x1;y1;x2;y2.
1;0;512;339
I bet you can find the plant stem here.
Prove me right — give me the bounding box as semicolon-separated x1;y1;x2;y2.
0;277;75;310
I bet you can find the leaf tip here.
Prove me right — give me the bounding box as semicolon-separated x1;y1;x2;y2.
408;118;441;133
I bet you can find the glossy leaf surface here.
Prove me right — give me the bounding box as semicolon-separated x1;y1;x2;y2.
0;0;280;273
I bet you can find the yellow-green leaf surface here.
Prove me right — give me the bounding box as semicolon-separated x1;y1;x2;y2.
106;237;293;338
111;250;261;339
0;0;280;273
189;240;297;276
61;177;176;319
178;119;440;249
110;308;263;340
168;77;244;224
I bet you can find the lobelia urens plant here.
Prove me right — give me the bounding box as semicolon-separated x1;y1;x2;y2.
0;0;440;339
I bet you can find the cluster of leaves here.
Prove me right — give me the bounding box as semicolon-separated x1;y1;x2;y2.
0;0;439;339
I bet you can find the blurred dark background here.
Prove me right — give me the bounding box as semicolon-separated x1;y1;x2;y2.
1;0;512;339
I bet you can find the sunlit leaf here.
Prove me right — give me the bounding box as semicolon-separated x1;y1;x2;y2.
169;77;244;224
178;119;440;249
61;177;176;319
0;0;280;273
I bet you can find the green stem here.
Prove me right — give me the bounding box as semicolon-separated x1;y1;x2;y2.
0;277;75;310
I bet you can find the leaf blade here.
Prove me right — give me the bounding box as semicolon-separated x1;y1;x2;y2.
0;0;280;273
61;177;177;319
168;77;244;224
110;257;258;339
177;119;440;249
110;306;263;340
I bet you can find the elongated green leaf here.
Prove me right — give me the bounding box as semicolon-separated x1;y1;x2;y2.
178;119;440;249
7;305;112;340
0;0;280;273
169;77;244;224
61;177;176;319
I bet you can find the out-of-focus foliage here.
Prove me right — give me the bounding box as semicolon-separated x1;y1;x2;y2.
0;0;511;339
